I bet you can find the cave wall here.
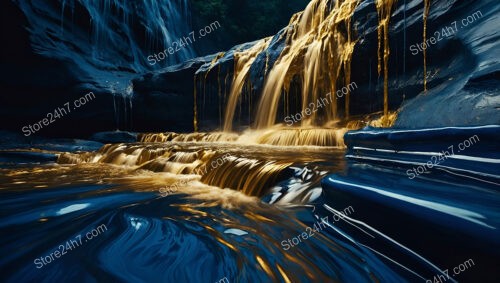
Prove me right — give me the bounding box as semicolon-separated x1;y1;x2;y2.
183;0;500;130
1;0;498;137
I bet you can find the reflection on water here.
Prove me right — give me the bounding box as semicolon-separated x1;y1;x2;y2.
5;137;496;282
0;141;412;282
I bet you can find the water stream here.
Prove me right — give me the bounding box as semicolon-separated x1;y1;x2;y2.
0;140;410;282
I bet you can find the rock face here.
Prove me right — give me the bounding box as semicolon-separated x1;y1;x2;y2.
1;0;197;137
1;0;499;137
394;1;500;128
136;0;500;131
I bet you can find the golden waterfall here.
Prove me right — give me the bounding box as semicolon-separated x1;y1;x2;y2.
254;0;360;128
223;38;272;131
375;0;397;125
91;0;420;197
58;143;294;197
212;0;361;133
189;0;405;146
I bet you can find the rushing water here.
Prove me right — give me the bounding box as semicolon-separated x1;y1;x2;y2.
3;0;498;281
1;138;414;283
1;133;499;282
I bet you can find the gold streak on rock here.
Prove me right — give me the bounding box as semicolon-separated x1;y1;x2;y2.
193;74;198;132
376;0;397;122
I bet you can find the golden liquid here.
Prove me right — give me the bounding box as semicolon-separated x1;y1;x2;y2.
375;0;397;123
219;0;360;130
0;144;347;283
238;127;348;147
56;140;343;196
223;38;271;131
138;127;346;147
138;132;239;143
193;75;198;132
194;0;399;136
368;111;398;127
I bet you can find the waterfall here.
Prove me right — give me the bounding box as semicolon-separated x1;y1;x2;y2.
223;38;272;131
375;0;397;124
57;142;293;197
14;0;196;131
15;0;196;85
217;0;361;131
254;0;360;129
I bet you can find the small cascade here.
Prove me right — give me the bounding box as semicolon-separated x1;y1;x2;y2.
238;127;348;147
58;143;171;166
138;155;201;175
223;38;272;131
368;111;398;127
202;156;293;197
137;128;349;147
253;0;360;129
138;132;239;143
57;143;295;197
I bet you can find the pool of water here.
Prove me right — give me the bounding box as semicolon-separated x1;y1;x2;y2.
0;139;498;282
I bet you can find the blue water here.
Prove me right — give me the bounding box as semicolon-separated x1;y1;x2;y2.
0;139;498;282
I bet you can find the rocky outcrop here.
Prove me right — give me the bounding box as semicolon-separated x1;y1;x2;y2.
1;0;498;137
135;0;499;131
1;0;196;137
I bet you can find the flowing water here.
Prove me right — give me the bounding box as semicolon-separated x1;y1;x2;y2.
4;0;496;282
253;0;360;128
5;128;497;283
2;131;499;282
197;0;402;133
0;138;415;282
375;0;397;123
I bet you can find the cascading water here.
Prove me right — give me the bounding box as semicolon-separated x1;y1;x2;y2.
223;38;272;132
375;0;397;124
253;0;360;129
14;0;196;130
56;141;339;198
16;0;195;74
3;0;499;282
192;0;400;147
16;0;196;133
